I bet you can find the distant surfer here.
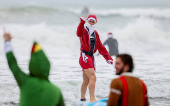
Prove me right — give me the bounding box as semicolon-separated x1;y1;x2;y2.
76;15;113;103
3;30;65;106
103;32;119;56
107;54;149;106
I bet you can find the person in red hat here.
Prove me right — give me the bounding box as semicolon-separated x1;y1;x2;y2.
103;32;119;56
76;15;113;103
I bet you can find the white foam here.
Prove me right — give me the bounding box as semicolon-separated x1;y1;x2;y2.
0;14;170;105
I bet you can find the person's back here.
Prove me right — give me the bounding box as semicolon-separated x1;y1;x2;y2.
3;31;65;106
108;74;149;106
20;77;64;106
103;33;119;56
107;54;149;106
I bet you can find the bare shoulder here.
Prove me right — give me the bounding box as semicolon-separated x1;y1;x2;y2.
110;78;123;88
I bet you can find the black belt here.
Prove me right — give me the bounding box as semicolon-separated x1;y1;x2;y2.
81;50;93;57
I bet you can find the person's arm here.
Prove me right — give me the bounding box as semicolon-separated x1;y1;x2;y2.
145;88;149;106
4;32;28;87
97;40;107;56
103;40;107;46
5;41;28;87
107;79;122;106
97;34;113;64
115;40;119;54
115;40;118;48
57;91;65;106
76;16;86;37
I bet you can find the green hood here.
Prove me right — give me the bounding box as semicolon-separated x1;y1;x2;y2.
29;42;50;80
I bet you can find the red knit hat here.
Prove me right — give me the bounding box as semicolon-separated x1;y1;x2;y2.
108;32;113;38
87;15;97;23
108;32;113;35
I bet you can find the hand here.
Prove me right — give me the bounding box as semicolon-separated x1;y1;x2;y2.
107;60;113;65
82;16;87;20
3;28;12;41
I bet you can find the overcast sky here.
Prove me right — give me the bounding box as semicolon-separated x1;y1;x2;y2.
0;0;170;8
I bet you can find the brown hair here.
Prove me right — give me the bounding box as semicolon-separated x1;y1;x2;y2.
116;54;134;72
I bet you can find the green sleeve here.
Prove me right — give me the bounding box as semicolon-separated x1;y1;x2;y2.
6;51;28;87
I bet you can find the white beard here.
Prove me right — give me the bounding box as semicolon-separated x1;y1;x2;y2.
86;23;95;36
108;34;113;38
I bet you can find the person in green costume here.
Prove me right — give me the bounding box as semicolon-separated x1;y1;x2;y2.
3;29;65;106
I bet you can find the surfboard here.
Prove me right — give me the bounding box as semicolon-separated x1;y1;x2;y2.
87;98;108;106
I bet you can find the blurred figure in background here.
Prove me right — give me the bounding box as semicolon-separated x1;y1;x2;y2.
107;54;149;106
3;30;65;106
81;6;90;17
76;15;113;103
103;32;119;56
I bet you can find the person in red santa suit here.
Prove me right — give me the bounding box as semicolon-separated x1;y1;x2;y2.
76;15;113;103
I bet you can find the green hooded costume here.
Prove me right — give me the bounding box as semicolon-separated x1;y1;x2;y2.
5;41;65;106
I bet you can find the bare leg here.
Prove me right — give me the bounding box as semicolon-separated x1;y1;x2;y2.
84;68;97;103
81;71;89;100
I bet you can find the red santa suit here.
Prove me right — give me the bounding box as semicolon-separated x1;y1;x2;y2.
76;15;113;71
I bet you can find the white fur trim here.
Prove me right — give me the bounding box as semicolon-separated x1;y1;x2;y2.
107;60;113;64
80;17;86;22
87;17;96;23
82;52;88;63
84;26;89;34
111;88;121;95
121;72;139;78
5;41;12;53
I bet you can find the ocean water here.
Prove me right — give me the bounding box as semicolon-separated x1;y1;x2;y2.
0;1;170;106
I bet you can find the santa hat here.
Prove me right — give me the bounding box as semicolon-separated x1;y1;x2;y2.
108;32;113;38
87;15;97;23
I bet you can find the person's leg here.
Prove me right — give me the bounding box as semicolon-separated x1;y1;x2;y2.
81;71;89;100
84;68;97;103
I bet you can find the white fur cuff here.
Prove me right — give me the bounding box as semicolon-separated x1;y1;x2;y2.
5;41;12;53
80;17;86;22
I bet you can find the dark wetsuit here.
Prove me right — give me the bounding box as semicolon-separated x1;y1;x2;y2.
89;32;95;55
82;27;95;57
103;38;119;56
